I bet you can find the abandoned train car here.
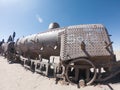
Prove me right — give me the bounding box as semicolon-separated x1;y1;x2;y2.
2;22;120;87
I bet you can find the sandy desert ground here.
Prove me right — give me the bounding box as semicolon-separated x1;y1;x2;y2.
0;51;120;90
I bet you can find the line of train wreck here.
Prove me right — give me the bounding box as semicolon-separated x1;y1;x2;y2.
0;22;120;88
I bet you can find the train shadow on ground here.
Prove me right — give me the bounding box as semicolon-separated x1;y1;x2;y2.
93;74;120;90
101;74;120;90
103;74;120;84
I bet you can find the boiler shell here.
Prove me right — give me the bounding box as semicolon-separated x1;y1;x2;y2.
15;28;65;59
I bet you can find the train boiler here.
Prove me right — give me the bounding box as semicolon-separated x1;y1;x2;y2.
15;22;63;60
7;22;120;87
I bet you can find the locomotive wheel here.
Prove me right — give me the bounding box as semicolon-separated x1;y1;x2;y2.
65;58;97;85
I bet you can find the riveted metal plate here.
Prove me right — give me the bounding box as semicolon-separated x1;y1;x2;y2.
60;24;112;61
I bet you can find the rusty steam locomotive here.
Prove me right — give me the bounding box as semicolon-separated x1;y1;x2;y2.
1;22;120;87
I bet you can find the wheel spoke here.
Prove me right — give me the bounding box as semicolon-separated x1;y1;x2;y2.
65;58;97;85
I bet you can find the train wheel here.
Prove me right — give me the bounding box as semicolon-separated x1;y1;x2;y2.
65;58;97;86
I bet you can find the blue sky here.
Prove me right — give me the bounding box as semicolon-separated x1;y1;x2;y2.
0;0;120;50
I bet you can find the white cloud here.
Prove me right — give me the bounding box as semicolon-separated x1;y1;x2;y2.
36;14;43;23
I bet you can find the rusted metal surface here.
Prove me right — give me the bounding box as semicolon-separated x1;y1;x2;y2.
65;58;97;85
60;24;114;61
2;23;119;87
15;28;65;59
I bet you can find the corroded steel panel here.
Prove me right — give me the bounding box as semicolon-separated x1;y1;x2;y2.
60;24;112;61
15;28;65;59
